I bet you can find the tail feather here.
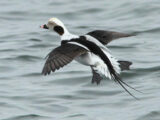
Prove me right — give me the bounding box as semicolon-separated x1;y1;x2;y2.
118;61;132;71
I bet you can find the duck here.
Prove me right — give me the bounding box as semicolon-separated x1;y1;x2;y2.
40;17;138;99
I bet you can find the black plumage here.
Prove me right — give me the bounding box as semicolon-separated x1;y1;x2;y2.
87;30;134;45
68;36;120;81
42;43;87;75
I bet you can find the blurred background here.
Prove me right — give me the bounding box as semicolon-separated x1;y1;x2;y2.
0;0;160;120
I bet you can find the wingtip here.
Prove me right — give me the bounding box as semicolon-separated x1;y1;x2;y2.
41;71;47;76
41;68;49;76
41;71;50;76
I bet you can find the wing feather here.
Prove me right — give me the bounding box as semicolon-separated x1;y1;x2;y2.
87;30;134;45
42;43;87;75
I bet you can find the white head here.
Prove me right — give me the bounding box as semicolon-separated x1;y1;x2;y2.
40;17;78;40
40;17;70;35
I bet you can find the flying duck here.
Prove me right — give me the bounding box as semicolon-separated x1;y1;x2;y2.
40;17;138;98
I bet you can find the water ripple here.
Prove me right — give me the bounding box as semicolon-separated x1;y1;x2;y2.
1;0;160;120
3;114;49;120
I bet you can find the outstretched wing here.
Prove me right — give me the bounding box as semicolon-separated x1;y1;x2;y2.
42;43;88;75
87;30;134;45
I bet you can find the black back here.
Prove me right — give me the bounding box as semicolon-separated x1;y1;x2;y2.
67;36;120;80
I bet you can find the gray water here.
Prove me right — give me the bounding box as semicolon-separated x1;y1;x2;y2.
0;0;160;120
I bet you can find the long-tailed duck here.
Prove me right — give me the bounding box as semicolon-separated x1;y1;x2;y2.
40;17;139;99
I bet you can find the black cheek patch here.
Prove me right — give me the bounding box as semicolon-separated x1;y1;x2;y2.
54;26;64;35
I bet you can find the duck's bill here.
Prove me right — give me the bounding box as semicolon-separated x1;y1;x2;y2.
40;24;48;29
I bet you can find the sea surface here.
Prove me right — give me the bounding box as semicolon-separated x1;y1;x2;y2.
0;0;160;120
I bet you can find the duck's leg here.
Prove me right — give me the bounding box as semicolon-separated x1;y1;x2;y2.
91;67;102;85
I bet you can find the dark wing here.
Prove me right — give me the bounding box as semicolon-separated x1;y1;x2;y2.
42;43;88;75
87;30;134;45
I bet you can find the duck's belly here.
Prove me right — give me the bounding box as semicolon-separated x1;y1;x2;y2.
75;52;101;66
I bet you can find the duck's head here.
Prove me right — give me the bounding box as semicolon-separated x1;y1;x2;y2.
40;17;68;36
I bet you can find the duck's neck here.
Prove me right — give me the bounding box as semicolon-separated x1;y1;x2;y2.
60;26;78;40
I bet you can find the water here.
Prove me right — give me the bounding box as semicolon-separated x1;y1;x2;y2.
0;0;160;120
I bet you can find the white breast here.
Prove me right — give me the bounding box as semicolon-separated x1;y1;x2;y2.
75;52;100;66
